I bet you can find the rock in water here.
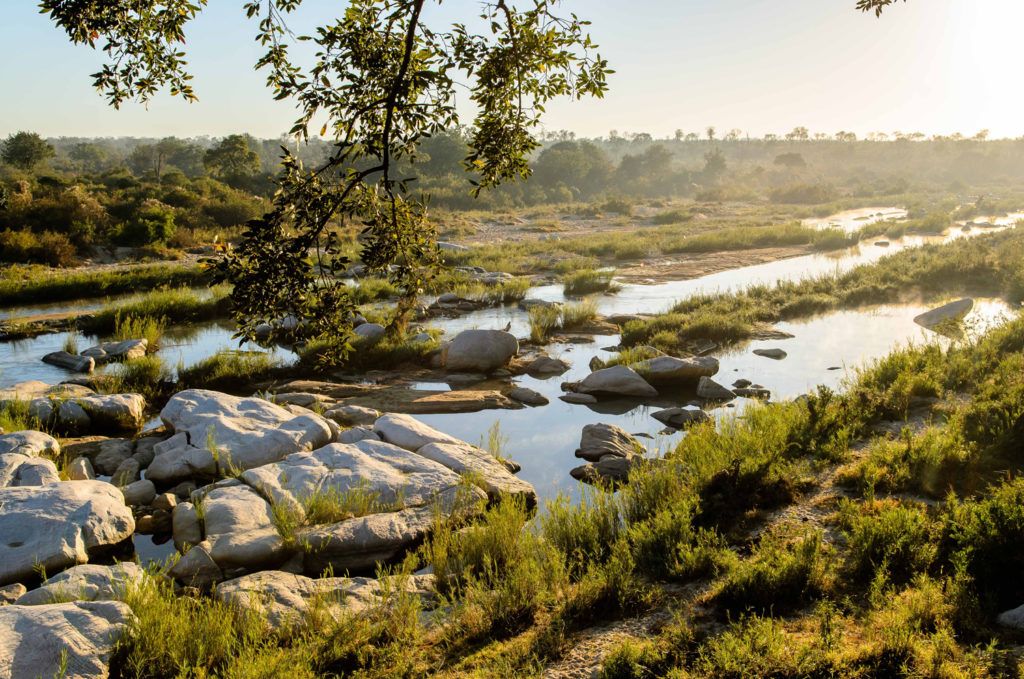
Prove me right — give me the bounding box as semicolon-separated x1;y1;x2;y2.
41;351;95;373
0;481;135;587
651;407;711;429
575;423;642;461
753;348;787;360
508;387;548;406
631;355;719;384
81;338;148;363
525;355;570;375
0;601;131;679
697;377;736;401
913;298;974;331
442;329;519;372
147;389;335;484
576;365;658;399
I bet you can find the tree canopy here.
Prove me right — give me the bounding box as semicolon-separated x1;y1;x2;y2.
42;0;609;360
1;132;55;170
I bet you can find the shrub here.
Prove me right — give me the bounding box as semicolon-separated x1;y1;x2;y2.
840;500;936;586
563;268;618;296
717;533;827;615
117;201;176;246
0;229;77;266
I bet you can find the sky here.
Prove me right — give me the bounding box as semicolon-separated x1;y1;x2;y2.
1;0;1022;140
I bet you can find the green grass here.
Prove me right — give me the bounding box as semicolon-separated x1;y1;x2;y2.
104;355;174;402
563;269;618;296
622;228;1024;354
111;313;166;348
528;301;598;342
82;286;230;335
0;263;209;306
177;349;284;391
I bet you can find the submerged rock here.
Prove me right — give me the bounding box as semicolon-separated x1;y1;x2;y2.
576;365;658;399
560;393;598;405
147;389;335;484
442;329;519;373
0;601;132;679
913;298;974;331
0;481;135;587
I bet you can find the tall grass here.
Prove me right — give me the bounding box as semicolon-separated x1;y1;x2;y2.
177;350;283;391
112;313;166;348
0;263;209;306
83;286;230;335
563;269;618;296
528;301;598;342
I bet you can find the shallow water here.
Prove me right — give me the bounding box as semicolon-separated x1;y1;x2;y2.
803;206;908;233
0;217;1017;506
418;299;1013;502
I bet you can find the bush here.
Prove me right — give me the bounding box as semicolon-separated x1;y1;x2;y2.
117;201;176;246
840;500;936;586
717;533;827;615
0;229;77;266
563;268;618;296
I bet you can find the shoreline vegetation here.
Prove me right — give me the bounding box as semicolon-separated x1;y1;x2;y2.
92;296;1024;677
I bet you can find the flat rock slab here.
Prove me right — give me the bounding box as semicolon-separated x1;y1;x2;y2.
0;481;135;587
0;601;131;679
215;570;436;630
697;376;736;401
147;389;335;484
651;407;711;429
753;348;787;360
42;351;95;373
81;338;147;363
342;387;521;414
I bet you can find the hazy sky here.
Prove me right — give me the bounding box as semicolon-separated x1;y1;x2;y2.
2;0;1021;140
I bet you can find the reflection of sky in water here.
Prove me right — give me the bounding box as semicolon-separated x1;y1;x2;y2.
803;206;909;233
419;299;1013;503
0;208;1019;504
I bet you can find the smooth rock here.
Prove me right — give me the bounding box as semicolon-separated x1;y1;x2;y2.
415;442;535;504
0;453;59;488
0;584;26;605
559;393;598;405
147;390;335;484
997;603;1024;630
0;481;135;587
0;601;131;679
111;457;140;486
16;563;144;606
353;323;386;340
67;456;96;481
0;431;60;458
374;413;462;451
93;439;134;476
337;427;380;444
172;502;203;551
323;404;380;426
215;571;436;630
42;351;95;373
575;423;641;462
508;387;549;406
576;365;658;399
913;298;974;330
442;329;518;372
121;479;156;506
525;356;570;375
697;376;736;401
753;348;787;360
81;339;147;363
651;407;711;429
632;355;719;383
